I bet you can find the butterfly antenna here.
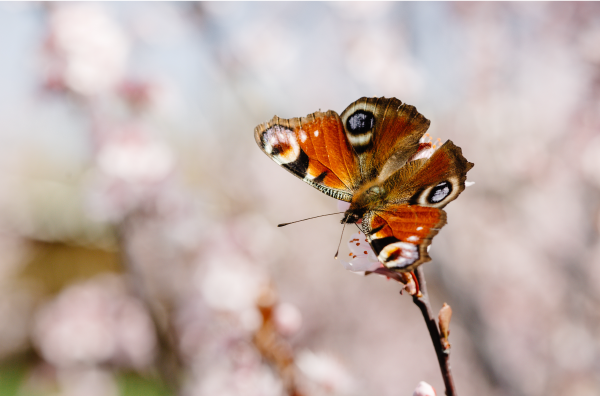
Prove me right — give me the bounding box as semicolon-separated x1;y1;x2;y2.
277;212;345;227
334;221;347;259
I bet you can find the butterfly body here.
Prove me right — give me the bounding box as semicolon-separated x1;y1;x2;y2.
255;97;473;272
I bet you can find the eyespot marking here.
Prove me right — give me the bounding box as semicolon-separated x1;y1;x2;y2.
262;125;300;164
346;110;375;135
428;181;452;204
378;242;419;269
408;176;460;207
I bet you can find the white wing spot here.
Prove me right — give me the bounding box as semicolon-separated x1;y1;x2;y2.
431;184;450;203
416;226;423;231
378;242;419;269
314;130;319;137
407;236;419;242
300;130;307;143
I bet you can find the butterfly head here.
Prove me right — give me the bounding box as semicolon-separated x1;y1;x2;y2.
341;183;387;224
341;211;362;224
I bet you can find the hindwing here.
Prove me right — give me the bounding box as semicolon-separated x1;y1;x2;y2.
360;139;474;272
382;140;474;208
362;206;446;272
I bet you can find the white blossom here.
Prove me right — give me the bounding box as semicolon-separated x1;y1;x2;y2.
46;4;129;96
413;381;437;396
343;231;382;273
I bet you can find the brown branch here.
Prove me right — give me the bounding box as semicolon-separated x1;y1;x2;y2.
412;267;457;396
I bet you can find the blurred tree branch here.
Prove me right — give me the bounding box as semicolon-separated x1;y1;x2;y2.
253;285;304;396
117;214;183;394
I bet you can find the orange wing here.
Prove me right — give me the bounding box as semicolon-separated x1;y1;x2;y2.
362;205;447;272
255;111;361;201
340;97;431;181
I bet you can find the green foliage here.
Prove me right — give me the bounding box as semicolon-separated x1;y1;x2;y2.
0;358;29;396
117;372;171;396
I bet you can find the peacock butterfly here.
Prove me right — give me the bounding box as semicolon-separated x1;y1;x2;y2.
254;97;473;272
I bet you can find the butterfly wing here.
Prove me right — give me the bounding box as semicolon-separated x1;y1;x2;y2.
383;139;474;208
255;98;473;273
255;97;432;201
254;111;361;202
363;205;446;272
362;140;474;272
340;97;431;181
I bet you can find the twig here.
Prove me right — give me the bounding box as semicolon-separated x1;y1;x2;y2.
253;285;304;396
412;267;457;396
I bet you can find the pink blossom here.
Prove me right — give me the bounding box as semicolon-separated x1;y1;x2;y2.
44;4;129;96
32;275;156;369
86;124;176;222
273;302;302;336
97;125;174;184
296;350;356;394
195;250;268;313
408;133;440;162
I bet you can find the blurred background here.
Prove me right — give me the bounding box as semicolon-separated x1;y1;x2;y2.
0;2;599;396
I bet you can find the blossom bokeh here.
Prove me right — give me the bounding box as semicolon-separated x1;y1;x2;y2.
1;2;600;396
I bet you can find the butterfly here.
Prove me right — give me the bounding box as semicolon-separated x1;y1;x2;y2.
254;97;473;273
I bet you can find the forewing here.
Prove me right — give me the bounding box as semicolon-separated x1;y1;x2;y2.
362;205;447;272
254;111;361;201
340;97;431;181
